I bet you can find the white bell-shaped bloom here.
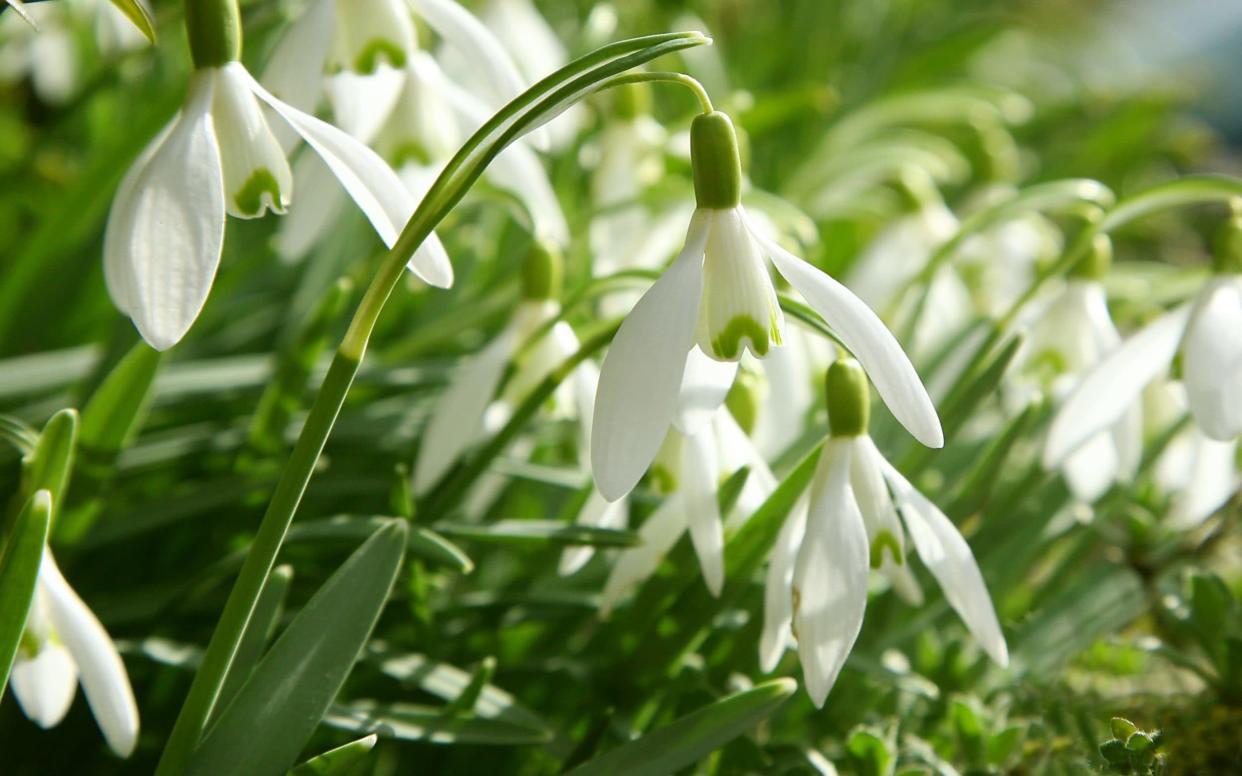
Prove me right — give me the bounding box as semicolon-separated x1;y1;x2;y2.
1045;273;1242;469
412;247;591;497
591;112;942;503
11;549;139;758
1146;379;1241;530
761;359;1006;708
594;401;778;613
1014;273;1141;503
261;0;529;146
104;61;445;350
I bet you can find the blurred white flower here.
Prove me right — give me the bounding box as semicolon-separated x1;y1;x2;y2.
591;111;942;502
761;359;1007;708
412;245;592;497
103;61;443;350
12;548;139;758
1045;273;1242;468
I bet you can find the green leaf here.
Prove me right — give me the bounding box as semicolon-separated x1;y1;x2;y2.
186;521;407;776
281;516;473;573
846;728;894;776
213;564;294;716
325;701;552;745
987;724;1025;766
1188;572;1234;658
288;735;376;776
434;519;640;548
0;490;51;698
564;679;796;776
1110;718;1139;741
79;342;162;457
108;0;156;43
22;409;77;511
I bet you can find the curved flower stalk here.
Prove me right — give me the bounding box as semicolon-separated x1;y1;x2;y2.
1146;379;1242;529
104;15;447;349
412;243;592;499
594;396;777;613
11;549;139;758
261;0;529;146
761;359;1008;707
1008;237;1140;503
276;51;567;263
592;109;943;502
1045;219;1242;468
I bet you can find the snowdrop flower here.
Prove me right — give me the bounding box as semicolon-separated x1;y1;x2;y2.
103;6;447;350
1045;217;1242;468
1012;237;1141;503
412;243;592;496
591;110;943;502
276;51;566;263
12;541;139;758
594;394;778;613
761;359;1008;707
261;0;529;145
1146;379;1241;529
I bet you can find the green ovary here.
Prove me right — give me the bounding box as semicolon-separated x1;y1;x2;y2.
710;314;782;360
870;530;903;570
234;169;284;217
354;40;407;74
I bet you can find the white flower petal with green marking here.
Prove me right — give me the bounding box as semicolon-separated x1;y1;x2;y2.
1182;277;1242;441
695;208;785;362
10;592;79;729
211;65;293;218
103;71;224;351
591;211;709;501
793;439;870;708
752;216;944;449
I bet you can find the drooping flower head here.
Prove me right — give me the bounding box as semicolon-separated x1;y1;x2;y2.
104;0;444;350
762;359;1007;707
591;109;943;502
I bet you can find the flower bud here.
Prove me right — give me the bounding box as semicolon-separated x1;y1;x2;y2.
1070;233;1112;280
825;358;870;438
521;240;563;301
1213;201;1242;275
690;111;742;209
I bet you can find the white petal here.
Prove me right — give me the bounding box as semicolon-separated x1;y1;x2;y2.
881;461;1008;667
673;347;737;436
851;437;906;560
103;72;224;351
412;328;516;495
599;496;687;617
407;0;546;148
713;410;778;527
1182;279;1242;440
1168;434;1240;529
1061;429;1120;503
558;489;627;576
407;230;454;288
212;64;293;218
324;66;406;144
1044;305;1192;468
243;69;416;249
40;553;139;757
682;427;725;596
591;212;709;501
759;495;807;672
793;439;870;707
751;215;944;448
260;0;334;140
10;641;78;730
274;151;347;263
696;208;785;361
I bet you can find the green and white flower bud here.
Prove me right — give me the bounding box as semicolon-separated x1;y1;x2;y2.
1070;233;1112;281
690;111;742;209
825;358;870;438
521;240;563;302
185;0;242;69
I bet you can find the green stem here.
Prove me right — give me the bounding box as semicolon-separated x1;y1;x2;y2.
596;72;714;114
